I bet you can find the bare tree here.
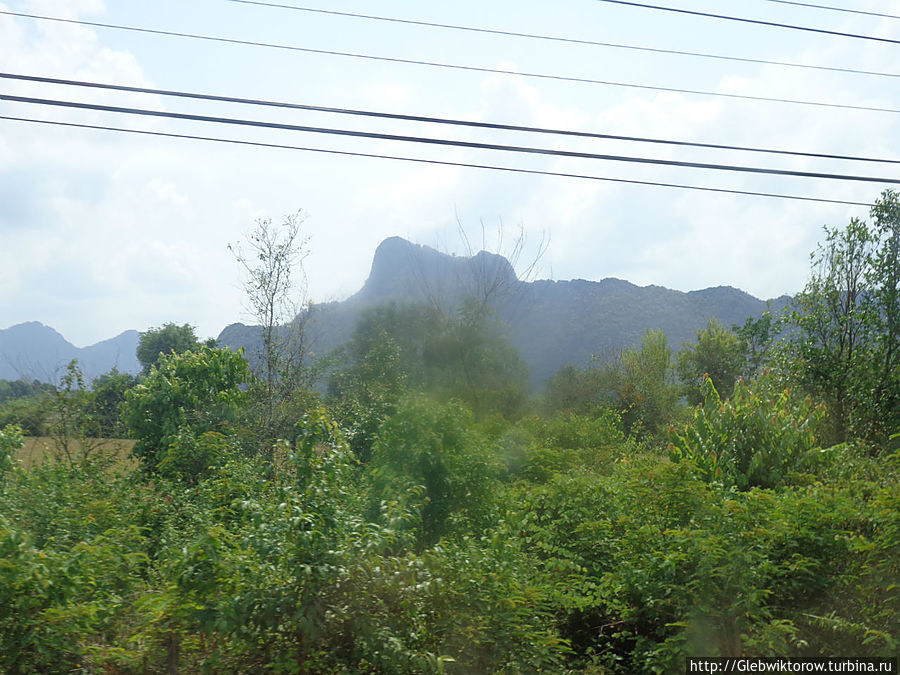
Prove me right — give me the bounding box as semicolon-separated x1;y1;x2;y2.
409;217;548;320
229;211;311;404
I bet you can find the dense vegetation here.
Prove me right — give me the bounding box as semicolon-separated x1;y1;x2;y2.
1;193;898;673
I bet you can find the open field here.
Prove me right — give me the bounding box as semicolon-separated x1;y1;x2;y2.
16;436;136;469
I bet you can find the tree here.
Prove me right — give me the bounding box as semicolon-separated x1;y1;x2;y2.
122;346;249;474
784;190;900;444
734;310;777;378
230;212;311;400
137;323;208;374
613;329;680;434
369;397;499;548
49;360;103;465
328;325;408;461
676;318;747;405
423;298;530;419
543;364;607;415
90;368;138;438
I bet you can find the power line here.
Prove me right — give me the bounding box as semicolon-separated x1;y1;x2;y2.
223;0;900;81
6;72;899;166
4;92;900;184
3;10;900;116
0;114;873;207
594;0;900;45
760;0;900;21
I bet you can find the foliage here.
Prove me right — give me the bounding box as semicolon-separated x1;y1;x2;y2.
48;360;107;465
543;363;609;415
605;329;680;436
668;374;824;490
783;190;900;445
328;325;408;461
122;346;250;475
369;396;500;548
676;318;747;405
424;299;530;419
734;310;778;378
137;322;209;374
3;203;900;673
0;378;54;405
0;423;23;485
330;300;530;441
90;368;138;437
514;408;631;482
545;330;680;438
0;391;51;436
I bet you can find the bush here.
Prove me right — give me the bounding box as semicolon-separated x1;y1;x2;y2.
668;374;824;490
122;347;250;475
369;397;500;548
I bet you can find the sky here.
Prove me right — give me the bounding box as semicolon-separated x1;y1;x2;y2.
0;0;898;346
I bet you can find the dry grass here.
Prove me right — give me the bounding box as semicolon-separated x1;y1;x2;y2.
17;436;136;470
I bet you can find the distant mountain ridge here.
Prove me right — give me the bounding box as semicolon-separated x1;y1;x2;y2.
4;238;787;387
0;322;140;383
222;236;789;387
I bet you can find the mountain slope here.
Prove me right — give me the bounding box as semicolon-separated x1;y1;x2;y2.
220;237;786;387
0;322;140;383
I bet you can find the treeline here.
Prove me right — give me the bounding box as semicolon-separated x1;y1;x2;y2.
0;193;898;673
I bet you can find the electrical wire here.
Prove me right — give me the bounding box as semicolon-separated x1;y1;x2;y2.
759;0;900;21
4;92;899;184
3;10;900;116
0;113;874;206
222;0;900;81
5;72;899;166
593;0;900;45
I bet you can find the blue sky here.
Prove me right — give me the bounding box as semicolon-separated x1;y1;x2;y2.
1;0;898;346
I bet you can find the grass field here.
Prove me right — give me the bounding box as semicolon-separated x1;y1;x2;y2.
17;436;136;469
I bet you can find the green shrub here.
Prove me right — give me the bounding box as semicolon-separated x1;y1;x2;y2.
122;346;249;474
0;423;23;486
370;397;500;548
668;374;824;490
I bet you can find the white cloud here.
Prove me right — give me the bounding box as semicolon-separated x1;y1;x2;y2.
0;0;895;348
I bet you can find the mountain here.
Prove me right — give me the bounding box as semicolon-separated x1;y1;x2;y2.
0;322;140;383
4;238;786;388
220;237;789;388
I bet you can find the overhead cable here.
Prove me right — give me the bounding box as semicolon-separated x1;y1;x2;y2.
0;114;873;207
222;0;900;80
5;72;899;166
760;0;900;21
594;0;900;45
3;10;900;116
4;92;900;184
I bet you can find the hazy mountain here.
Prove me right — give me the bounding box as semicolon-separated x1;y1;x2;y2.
0;322;140;383
220;237;789;388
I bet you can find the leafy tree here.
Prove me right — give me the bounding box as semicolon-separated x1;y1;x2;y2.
424;299;530;419
328;326;408;461
49;360;104;465
137;322;208;374
676;318;747;404
543;364;602;414
122;346;250;475
604;329;679;436
331;300;529;428
734;310;777;377
90;368;137;437
369;397;499;548
0;392;52;436
0;378;54;405
784;190;900;444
